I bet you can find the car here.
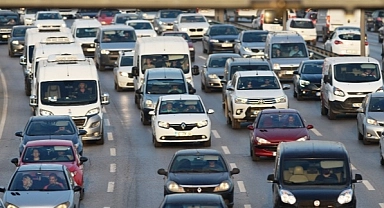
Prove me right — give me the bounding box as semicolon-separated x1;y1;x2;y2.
138;9;158;22
324;30;369;56
159;193;227;208
234;30;268;58
0;164;81;208
21;8;49;25
202;24;239;54
286;18;317;45
126;20;157;38
10;140;88;199
332;26;367;41
161;31;196;61
201;53;241;92
293;60;324;100
75;9;99;19
7;25;36;57
304;11;317;25
149;94;213;147
114;51;135;91
96;8;121;25
112;13;141;25
173;13;210;39
251;9;284;31
367;9;384;31
0;10;20;43
157;149;240;208
33;11;66;29
357;92;384;145
15;115;85;156
70;19;101;57
247;109;313;161
153;9;183;34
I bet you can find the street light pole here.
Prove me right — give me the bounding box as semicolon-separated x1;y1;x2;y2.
360;9;366;57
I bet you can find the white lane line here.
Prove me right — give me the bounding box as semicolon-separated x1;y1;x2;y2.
110;148;116;156
0;68;8;139
351;164;357;170
198;55;207;60
244;205;252;208
211;130;221;138
110;163;116;173
107;132;113;141
237;181;246;192
104;119;110;126
107;182;115;192
379;203;384;208
230;163;237;169
362;180;375;190
222;146;231;154
102;107;107;113
310;128;322;136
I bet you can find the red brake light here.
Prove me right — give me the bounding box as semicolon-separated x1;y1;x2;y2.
326;15;330;27
365;41;369;46
334;40;343;45
260;14;264;25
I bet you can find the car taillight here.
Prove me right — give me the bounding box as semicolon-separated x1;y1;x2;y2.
365;41;369;46
260;14;264;25
326;15;330;27
334;40;343;45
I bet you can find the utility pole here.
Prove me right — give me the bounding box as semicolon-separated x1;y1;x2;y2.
360;9;366;57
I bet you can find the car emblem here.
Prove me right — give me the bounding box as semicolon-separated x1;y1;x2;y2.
197;187;202;193
181;122;186;130
313;200;320;207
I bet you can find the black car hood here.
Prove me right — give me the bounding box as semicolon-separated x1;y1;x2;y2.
169;172;229;185
210;35;238;41
287;185;351;200
300;74;322;83
10;37;24;41
23;135;77;144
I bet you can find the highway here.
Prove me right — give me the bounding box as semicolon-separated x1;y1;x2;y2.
0;18;384;208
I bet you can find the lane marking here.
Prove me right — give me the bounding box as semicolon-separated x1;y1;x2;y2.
222;146;231;154
198;55;207;60
237;181;246;192
230;163;237;169
244;205;252;208
212;130;221;138
310;128;322;136
104;119;110;126
110;148;116;156
107;182;115;192
362;180;375;190
379;203;384;208
0;68;8;139
351;164;357;170
102;107;107;113
107;132;113;141
110;163;116;173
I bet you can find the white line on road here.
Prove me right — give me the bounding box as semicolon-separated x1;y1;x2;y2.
0;68;8;139
107;182;115;192
379;203;384;208
102;107;107;113
310;128;322;136
198;55;206;60
244;205;252;208
104;119;110;126
230;163;237;169
212;130;221;138
362;180;375;190
351;164;357;170
110;163;116;173
222;146;231;154
237;181;246;192
107;132;113;141
110;148;116;156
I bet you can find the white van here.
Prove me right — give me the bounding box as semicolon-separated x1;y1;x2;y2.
70;19;101;57
132;36;200;104
320;57;383;120
30;54;110;144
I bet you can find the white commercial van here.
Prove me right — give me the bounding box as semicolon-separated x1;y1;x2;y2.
70;19;101;57
132;36;200;104
320;57;383;120
30;54;110;144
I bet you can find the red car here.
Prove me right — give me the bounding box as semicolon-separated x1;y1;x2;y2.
247;109;313;161
97;9;120;25
10;140;88;198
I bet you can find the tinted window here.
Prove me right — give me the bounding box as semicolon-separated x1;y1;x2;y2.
9;170;70;191
37;13;61;20
115;14;139;24
121;56;133;66
368;97;384;112
26;120;76;136
208;56;233;68
209;26;238;36
160;10;182;18
230;65;271;78
271;43;308;58
146;79;186;94
12;27;28;37
75;27;98;38
102;30;136;43
170;154;227;172
159;99;204;114
237;76;280;90
301;62;323;74
162;32;191;41
28;45;35;63
0;14;19;25
242;32;267;42
23;145;75;162
338;33;360;40
257;112;303;128
290;20;314;28
180;15;206;23
127;22;153;30
334;63;380;83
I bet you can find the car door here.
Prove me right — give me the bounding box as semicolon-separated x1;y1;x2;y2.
202;28;210;50
202;58;209;85
357;95;369;134
234;33;241;54
293;62;302;91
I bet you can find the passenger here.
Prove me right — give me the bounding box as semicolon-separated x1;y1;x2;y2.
181;58;189;71
162;102;178;113
202;160;223;171
289;45;304;57
315;168;338;183
361;68;376;78
54;126;72;134
53;150;72;161
43;173;64;190
260;78;274;88
19;174;36;191
285;115;299;127
143;58;155;70
74;82;90;99
184;104;199;113
121;31;133;41
32;148;41;161
102;33;111;42
273;48;283;58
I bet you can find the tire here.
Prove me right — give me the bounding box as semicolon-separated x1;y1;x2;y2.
8;50;14;57
251;145;260;161
225;104;231;125
134;94;138;104
191;56;195;62
201;81;204;90
357;126;363;140
153;135;162;147
321;99;328;116
96;136;104;145
204;83;211;93
297;90;303;101
25;79;31;96
231;115;241;129
80;188;85;200
327;103;337;120
362;130;370;145
293;87;297;98
202;43;207;54
381;155;384;166
115;82;122;92
202;138;211;147
141;111;150;125
207;47;212;55
380;36;383;44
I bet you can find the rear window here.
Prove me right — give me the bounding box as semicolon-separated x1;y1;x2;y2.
264;10;283;24
290;20;314;29
338;33;360;40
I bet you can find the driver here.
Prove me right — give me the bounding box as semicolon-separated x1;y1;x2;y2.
168;84;183;93
289;45;304;57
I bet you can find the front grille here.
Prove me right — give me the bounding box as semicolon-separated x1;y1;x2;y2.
255;144;278;152
169;123;196;131
297;200;336;208
218;39;235;43
183;187;216;193
251;49;263;53
162;135;205;140
245;106;276;118
189;28;203;32
348;91;371;96
81;43;95;48
218;76;224;79
167;23;173;26
344;97;364;105
72;118;86;127
109;51;119;56
280;66;299;71
247;98;276;105
40;25;61;29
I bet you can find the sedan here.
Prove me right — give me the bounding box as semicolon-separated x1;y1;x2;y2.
161;31;196;61
247;109;313;161
324;30;369;56
357;92;384;144
202;24;239;54
96;9;120;25
173;13;209;39
8;25;36;57
126;20;157;38
234;30;268;58
293;60;323;100
0;164;81;208
157;149;240;208
15;115;86;156
201;53;241;92
159;193;227;208
153;9;183;34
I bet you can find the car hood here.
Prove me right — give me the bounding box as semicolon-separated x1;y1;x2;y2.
235;90;285;99
23;135;78;144
135;30;156;37
206;67;225;77
256;128;309;142
300;74;322;83
75;37;96;44
367;112;384;121
157;114;208;122
287;185;350;201
169;172;229;185
4;191;73;206
210;35;238;41
271;57;310;66
100;42;136;50
178;22;209;28
117;66;133;73
242;42;266;48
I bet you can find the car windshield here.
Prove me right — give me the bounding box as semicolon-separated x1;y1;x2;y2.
37;13;62;20
22;145;75;162
115;14;139;24
209;26;238;36
281;159;348;185
159;100;205;114
290;20;314;28
208;57;232;68
120;56;133;66
12;27;28;37
79;9;99;13
163;203;224;208
127;22;153;30
180;15;206;23
162;33;191;41
141;54;190;74
336;27;360;32
257;113;304;128
40;80;98;105
0;14;19;25
338;33;360;40
242;32;267;42
271;43;308;58
160;10;182;18
334;63;380;83
101;30;137;43
75;27;98;38
169;154;228;173
9;170;70;191
237;76;280;90
301;62;323;74
146;79;186;94
368;97;384;112
230;65;271;78
26;120;76;136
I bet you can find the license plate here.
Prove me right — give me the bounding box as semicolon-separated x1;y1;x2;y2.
271;26;280;30
175;131;191;137
346;50;356;54
285;71;294;74
316;92;321;96
353;103;362;107
86;48;95;52
273;152;276;156
222;43;232;47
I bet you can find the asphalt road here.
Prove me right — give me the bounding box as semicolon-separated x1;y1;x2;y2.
0;19;384;208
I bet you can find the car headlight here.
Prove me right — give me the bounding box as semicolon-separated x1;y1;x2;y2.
145;99;153;108
101;21;107;25
71;171;77;177
101;49;110;55
119;71;129;77
256;137;271;144
12;40;19;45
158;121;169;129
297;136;308;141
273;63;281;70
367;118;378;125
197;120;208;128
280;189;296;204
337;189;353;204
235;97;247;104
333;87;345;97
86;107;100;116
167;181;185;192
180;28;188;32
376;86;384;92
213;180;231;192
210;39;219;43
275;96;287;103
61;23;66;27
208;74;218;79
5;203;18;208
40;109;53;116
54;202;70;208
74;143;79;148
243;46;252;52
299;80;310;87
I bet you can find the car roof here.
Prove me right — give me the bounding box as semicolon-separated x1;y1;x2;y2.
17;164;65;171
229;57;268;64
235;70;275;77
209;24;236;28
325;57;379;64
24;139;74;147
126;20;151;23
208;53;241;58
164;193;223;203
146;68;184;79
175;149;222;156
261;109;299;114
37;11;60;14
242;30;268;34
279;140;348;159
179;13;204;17
160;94;201;101
370;92;384;98
30;115;72;121
100;25;134;30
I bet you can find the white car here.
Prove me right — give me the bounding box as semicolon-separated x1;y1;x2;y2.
21;8;48;25
324;30;369;56
33;11;66;29
126;20;157;38
173;13;210;39
286;18;317;45
149;94;214;147
113;51;135;91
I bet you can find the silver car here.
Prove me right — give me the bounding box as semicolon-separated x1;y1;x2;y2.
0;164;81;208
234;30;268;58
357;92;384;144
153;10;183;34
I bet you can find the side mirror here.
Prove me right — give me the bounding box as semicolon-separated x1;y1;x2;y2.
267;174;277;183
101;93;110;105
306;124;314;129
0;186;5;193
29;95;37;107
78;129;87;136
132;66;139;77
309;52;314;58
73;186;82;192
192;65;199;75
63;16;67;20
157;168;168;176
357;107;364;113
148;111;155;116
189;88;196;94
352;173;363;183
20;56;27;65
79;156;88;165
94;38;99;43
264;53;269;59
174;20;178;24
154;26;158;31
11;158;19;166
230;167;240;175
114;61;118;67
282;84;290;90
202;65;207;68
235;39;240;43
226;86;234;91
293;71;299;75
15;131;23;137
128;73;133;78
221;80;227;84
247;125;254;130
207;109;214;114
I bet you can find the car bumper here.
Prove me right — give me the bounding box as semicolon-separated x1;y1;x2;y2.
275;199;356;208
184;30;205;39
165;187;234;205
205;77;223;89
154;125;211;143
117;75;134;89
274;67;299;81
297;84;321;97
100;53;119;66
328;98;364;115
9;43;25;55
363;123;383;142
159;25;174;31
240;48;264;58
232;103;288;121
209;42;235;51
72;114;104;141
254;143;279;157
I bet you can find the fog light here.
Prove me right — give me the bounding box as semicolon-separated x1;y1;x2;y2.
202;136;206;138
161;136;165;140
93;132;100;136
236;109;243;115
367;133;372;137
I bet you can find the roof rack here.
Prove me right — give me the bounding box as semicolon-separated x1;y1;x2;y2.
40;36;74;44
47;54;86;63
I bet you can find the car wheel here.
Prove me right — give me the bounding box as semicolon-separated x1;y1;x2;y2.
207;47;212;55
115;82;122;92
202;43;207;54
293;86;297;98
231;110;241;129
321;99;328;115
327;104;337;120
134;94;138;104
357;125;363;140
96;135;105;145
153;134;162;147
381;155;384;166
362;130;370;145
191;56;195;62
296;90;303;101
225;104;231;125
251;145;260;161
8;50;14;57
141;111;150;125
202;138;211;147
201;81;205;90
80;187;85;200
380;36;383;43
204;83;211;93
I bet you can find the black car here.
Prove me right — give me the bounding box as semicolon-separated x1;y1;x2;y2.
159;193;227;208
8;25;36;57
367;10;384;32
202;24;239;54
293;60;323;100
157;149;240;208
15;115;86;156
0;10;20;43
75;9;99;19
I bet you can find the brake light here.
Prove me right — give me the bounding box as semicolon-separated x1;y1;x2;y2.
326;15;330;27
334;40;343;45
260;14;264;25
365;41;369;46
289;15;296;19
378;17;382;21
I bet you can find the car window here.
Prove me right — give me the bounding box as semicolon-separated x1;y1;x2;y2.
0;14;19;25
159;99;205;114
230;65;271;78
209;26;237;36
257;113;304;128
22;145;75;162
75;27;98;38
271;43;308;58
12;27;28;37
120;56;134;66
180;15;206;23
169;154;227;172
116;14;139;24
334;63;380;83
160;10;182;18
290;20;314;29
338;33;360;40
101;30;136;43
146;79;186;95
368;97;384;112
208;57;231;68
37;13;61;20
9;170;70;191
302;63;323;74
99;10;120;17
237;76;280;90
127;22;153;30
26;120;76;136
242;32;267;42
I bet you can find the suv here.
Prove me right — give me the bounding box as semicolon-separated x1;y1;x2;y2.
221;57;272;108
223;70;289;129
0;10;20;43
